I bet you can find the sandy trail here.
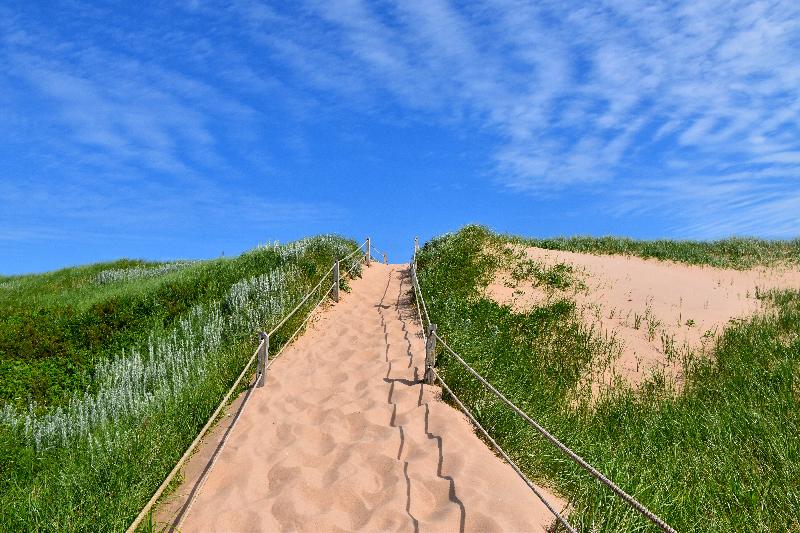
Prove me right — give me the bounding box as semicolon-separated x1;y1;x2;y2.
170;263;562;532
487;245;800;390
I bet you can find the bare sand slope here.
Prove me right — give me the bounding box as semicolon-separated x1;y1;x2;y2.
488;245;800;390
175;263;562;532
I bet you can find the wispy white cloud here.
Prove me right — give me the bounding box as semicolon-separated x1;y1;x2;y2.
0;3;345;254
227;0;800;236
0;174;345;244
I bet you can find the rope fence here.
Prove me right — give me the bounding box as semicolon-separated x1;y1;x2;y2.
369;242;389;264
127;234;678;532
127;239;371;533
432;369;576;533
410;239;678;533
344;251;365;279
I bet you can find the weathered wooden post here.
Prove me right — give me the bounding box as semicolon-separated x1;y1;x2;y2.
383;252;388;265
257;332;268;387
424;324;437;385
333;260;340;302
366;237;371;266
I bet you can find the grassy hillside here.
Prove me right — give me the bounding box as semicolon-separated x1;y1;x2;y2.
0;236;361;531
415;226;800;532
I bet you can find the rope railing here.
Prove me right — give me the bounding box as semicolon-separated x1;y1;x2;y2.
411;269;427;344
338;244;367;265
410;263;429;345
268;262;337;337
432;369;576;533
268;281;337;366
409;259;571;530
370;243;384;256
343;249;366;279
127;239;369;533
411;251;430;329
410;239;678;533
370;242;388;264
173;279;337;530
255;240;368;386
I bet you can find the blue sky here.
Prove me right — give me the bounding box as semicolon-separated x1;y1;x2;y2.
2;1;799;274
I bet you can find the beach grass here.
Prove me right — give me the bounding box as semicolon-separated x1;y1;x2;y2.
508;233;800;270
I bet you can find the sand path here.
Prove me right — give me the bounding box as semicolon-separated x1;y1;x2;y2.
174;263;561;532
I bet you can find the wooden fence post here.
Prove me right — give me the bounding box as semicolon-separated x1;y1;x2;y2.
333;260;340;302
366;237;371;266
424;324;437;385
257;332;268;388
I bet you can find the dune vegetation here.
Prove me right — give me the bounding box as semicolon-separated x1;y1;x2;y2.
0;236;360;531
414;226;800;532
513;234;800;270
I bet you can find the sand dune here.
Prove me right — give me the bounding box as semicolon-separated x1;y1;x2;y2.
158;263;563;532
487;245;800;390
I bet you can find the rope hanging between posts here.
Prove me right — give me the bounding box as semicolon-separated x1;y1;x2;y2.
257;332;268;387
432;369;576;533
424;324;437;385
333;260;340;303
173;277;337;530
410;261;572;530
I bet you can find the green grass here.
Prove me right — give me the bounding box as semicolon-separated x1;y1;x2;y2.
416;225;800;532
0;258;252;408
502;249;581;291
0;235;360;531
507;233;800;270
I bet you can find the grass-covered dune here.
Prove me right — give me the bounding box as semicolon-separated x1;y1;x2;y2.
415;226;800;532
514;234;800;270
0;236;361;531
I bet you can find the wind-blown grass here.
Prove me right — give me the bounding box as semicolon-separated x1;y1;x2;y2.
415;226;800;532
0;235;359;531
